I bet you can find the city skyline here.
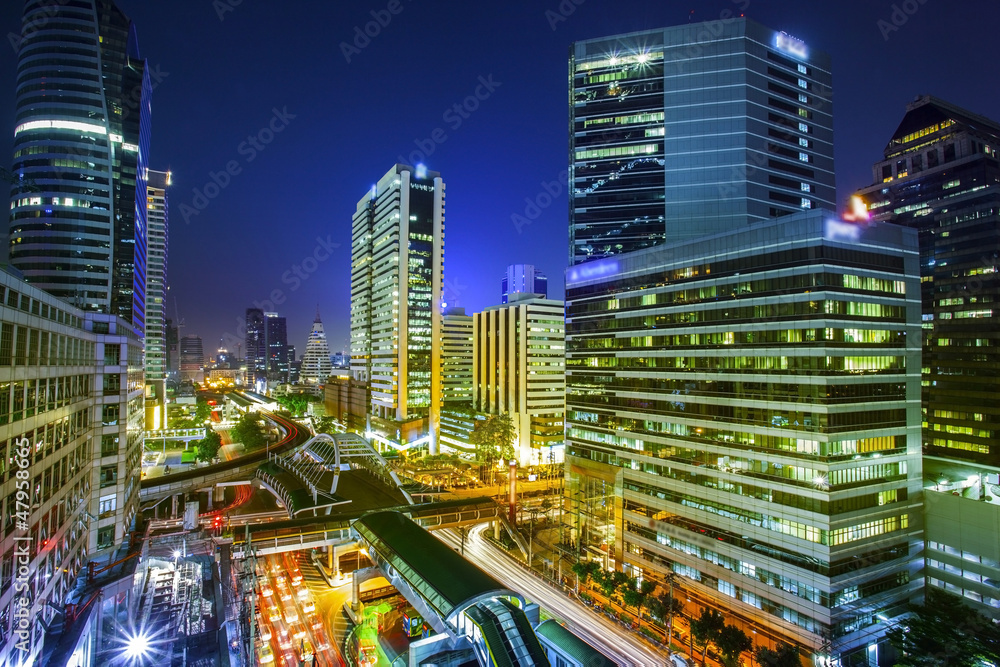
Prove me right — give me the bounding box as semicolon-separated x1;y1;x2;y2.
2;0;996;352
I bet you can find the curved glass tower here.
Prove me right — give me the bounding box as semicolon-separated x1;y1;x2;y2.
8;0;150;332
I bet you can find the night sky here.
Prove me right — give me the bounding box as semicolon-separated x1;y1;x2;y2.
1;0;998;356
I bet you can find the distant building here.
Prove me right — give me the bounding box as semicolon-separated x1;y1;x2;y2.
474;294;565;465
501;264;548;304
165;318;179;376
179;335;204;382
145;169;170;383
245;308;266;386
331;350;349;368
300;311;333;384
351;164;444;450
264;312;289;383
569;19;835;264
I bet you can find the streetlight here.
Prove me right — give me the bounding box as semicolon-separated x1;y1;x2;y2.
124;631;151;662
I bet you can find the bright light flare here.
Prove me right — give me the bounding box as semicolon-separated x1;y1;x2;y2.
124;632;151;660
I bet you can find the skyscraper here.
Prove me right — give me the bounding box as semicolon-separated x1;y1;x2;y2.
245;307;266;386
144;169;170;382
8;0;152;329
441;307;473;406
351;164;444;450
501;264;548;304
564;210;922;662
569;18;834;264
179;335;204;382
264;312;289;383
857;96;1000;617
300;311;333;385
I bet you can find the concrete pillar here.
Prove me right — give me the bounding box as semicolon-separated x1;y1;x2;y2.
214;486;226;504
352;570;360;607
206;491;213;510
171;493;179;518
494;520;501;540
327;545;334;573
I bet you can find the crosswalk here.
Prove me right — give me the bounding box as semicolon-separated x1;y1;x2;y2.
291;550;332;596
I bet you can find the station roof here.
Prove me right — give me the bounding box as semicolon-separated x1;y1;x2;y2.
353;510;517;623
535;619;614;666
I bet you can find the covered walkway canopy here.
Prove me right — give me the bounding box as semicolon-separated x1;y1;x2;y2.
353;510;521;628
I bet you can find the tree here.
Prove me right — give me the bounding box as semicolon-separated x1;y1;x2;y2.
886;588;1000;666
716;624;753;667
690;608;725;667
469;412;517;485
755;643;802;667
621;577;656;621
195;427;222;463
571;560;600;594
194;399;212;423
232;412;268;450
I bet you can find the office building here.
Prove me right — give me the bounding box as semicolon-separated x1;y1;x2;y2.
501;264;548;304
351;164;444;450
0;268;144;667
144;169;170;429
244;308;266;387
441;307;474;405
8;0;151;330
165;318;179;377
300;311;333;385
474;294;565;465
264;312;289;383
569;18;834;264
179;335;204;383
857;96;1000;617
564;210;922;662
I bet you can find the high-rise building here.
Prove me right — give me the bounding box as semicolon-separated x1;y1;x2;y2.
8;0;152;330
144;169;170;382
441;307;473;405
857;95;1000;617
244;308;266;386
179;335;204;383
144;169;170;429
264;312;289;383
165;317;179;376
564;210;922;662
474;295;565;465
300;311;333;385
569;18;834;264
0;267;144;666
501;264;548;304
351;164;444;450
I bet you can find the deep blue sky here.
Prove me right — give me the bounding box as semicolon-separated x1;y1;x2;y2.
2;0;998;355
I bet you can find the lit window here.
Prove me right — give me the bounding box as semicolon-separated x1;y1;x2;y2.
799;152;810;163
801;198;812;209
801;183;811;192
799;137;809;147
797;64;807;74
798;79;808;89
798;93;808;104
799;123;809;133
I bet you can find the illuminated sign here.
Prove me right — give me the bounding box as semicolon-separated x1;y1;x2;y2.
775;32;808;59
843;195;870;222
568;259;619;283
410;183;433;192
415;163;428;179
824;218;862;243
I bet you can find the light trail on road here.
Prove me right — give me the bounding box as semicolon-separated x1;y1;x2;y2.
435;525;667;667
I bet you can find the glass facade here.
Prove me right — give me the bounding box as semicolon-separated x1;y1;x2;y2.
569;19;835;265
351;165;444;444
564;210;922;659
144;169;169;382
8;0;150;331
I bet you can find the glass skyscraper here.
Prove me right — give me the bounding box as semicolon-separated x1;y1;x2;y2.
351;164;444;450
144;169;169;383
8;0;151;331
569;18;835;265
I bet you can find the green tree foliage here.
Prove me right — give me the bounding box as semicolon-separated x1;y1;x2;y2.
754;642;802;667
195;427;222;463
886;589;1000;666
690;608;726;666
621;577;656;618
231;412;268;450
716;624;753;667
469;412;516;483
571;560;601;589
274;394;318;416
194;399;212;423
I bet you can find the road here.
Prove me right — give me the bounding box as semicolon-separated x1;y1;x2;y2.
435;524;668;667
